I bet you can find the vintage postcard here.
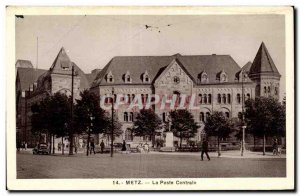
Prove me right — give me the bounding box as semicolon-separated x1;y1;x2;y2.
6;6;294;191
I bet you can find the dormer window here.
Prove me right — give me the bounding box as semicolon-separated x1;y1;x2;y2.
219;70;228;83
106;71;114;83
199;71;209;83
237;70;248;82
124;71;132;83
142;71;150;83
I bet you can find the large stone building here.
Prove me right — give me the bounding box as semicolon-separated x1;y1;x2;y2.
16;42;281;148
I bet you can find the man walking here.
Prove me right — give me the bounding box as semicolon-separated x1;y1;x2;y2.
201;137;210;161
90;140;96;154
100;140;105;154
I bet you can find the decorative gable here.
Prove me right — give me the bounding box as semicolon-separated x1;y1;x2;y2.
198;71;209;83
123;71;132;83
154;59;193;87
106;71;114;83
218;70;228;83
142;70;150;83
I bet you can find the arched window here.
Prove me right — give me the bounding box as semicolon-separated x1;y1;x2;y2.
222;94;226;104
217;94;221;104
127;94;131;104
264;86;267;94
237;94;241;104
246;93;250;100
200;71;209;83
143;71;150;83
125;128;133;141
205;112;210;122
129;112;134;122
225;112;230;118
107;71;114;83
199;94;202;104
268;86;271;93
227;94;231;104
124;112;128;122
124;71;132;83
200;112;204;122
208;94;212;104
141;94;145;104
145;94;149;104
275;87;278;95
203;94;207;104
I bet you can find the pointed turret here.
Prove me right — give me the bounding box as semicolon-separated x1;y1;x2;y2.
50;47;72;72
249;42;280;77
248;42;281;99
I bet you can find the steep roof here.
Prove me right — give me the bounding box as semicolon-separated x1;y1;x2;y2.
35;47;90;93
50;47;72;71
242;61;252;72
91;54;242;87
15;60;33;68
16;68;46;91
249;42;280;76
86;69;102;86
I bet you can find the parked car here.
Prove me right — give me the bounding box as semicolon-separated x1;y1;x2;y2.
33;143;49;155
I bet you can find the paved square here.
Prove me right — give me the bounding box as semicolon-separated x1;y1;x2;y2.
17;151;286;178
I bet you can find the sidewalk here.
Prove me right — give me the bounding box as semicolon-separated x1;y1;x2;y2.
149;150;286;159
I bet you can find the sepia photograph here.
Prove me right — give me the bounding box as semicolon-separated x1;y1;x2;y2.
6;6;294;190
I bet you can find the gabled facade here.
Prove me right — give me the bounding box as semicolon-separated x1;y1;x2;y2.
90;43;280;144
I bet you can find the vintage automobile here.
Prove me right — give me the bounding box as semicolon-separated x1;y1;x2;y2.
33;143;49;155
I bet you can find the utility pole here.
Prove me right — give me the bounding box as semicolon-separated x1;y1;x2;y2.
69;65;74;155
36;36;39;69
241;69;246;156
111;87;114;157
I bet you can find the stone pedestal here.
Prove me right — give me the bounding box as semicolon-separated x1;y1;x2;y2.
165;132;174;147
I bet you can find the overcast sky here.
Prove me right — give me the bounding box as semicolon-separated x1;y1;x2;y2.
15;15;286;99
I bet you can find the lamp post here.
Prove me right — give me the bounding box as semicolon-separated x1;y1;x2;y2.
69;64;74;155
110;87;115;157
241;69;247;156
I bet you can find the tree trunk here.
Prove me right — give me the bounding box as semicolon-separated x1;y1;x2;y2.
217;136;221;157
151;133;155;148
253;135;256;152
179;132;182;149
52;135;55;154
49;134;52;154
62;137;64;155
263;134;266;156
86;129;90;156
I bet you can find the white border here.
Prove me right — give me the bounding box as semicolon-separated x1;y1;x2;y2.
6;6;294;191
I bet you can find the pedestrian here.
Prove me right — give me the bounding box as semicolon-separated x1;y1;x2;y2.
58;142;61;151
144;142;149;153
17;141;21;152
273;138;279;155
100;140;105;154
121;140;126;151
24;142;27;150
90;140;96;154
201;137;210;161
74;143;78;154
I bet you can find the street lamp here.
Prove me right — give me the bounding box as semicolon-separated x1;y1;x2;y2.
111;87;115;157
241;69;247;156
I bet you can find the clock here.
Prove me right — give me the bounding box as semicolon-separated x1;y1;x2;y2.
173;76;180;84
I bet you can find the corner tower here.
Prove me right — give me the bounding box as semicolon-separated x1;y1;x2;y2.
248;42;281;99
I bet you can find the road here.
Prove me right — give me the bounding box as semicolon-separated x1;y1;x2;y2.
17;151;286;179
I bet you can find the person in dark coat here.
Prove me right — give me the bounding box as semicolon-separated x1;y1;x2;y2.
100;140;105;154
121;140;127;151
201;137;210;161
90;140;96;154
